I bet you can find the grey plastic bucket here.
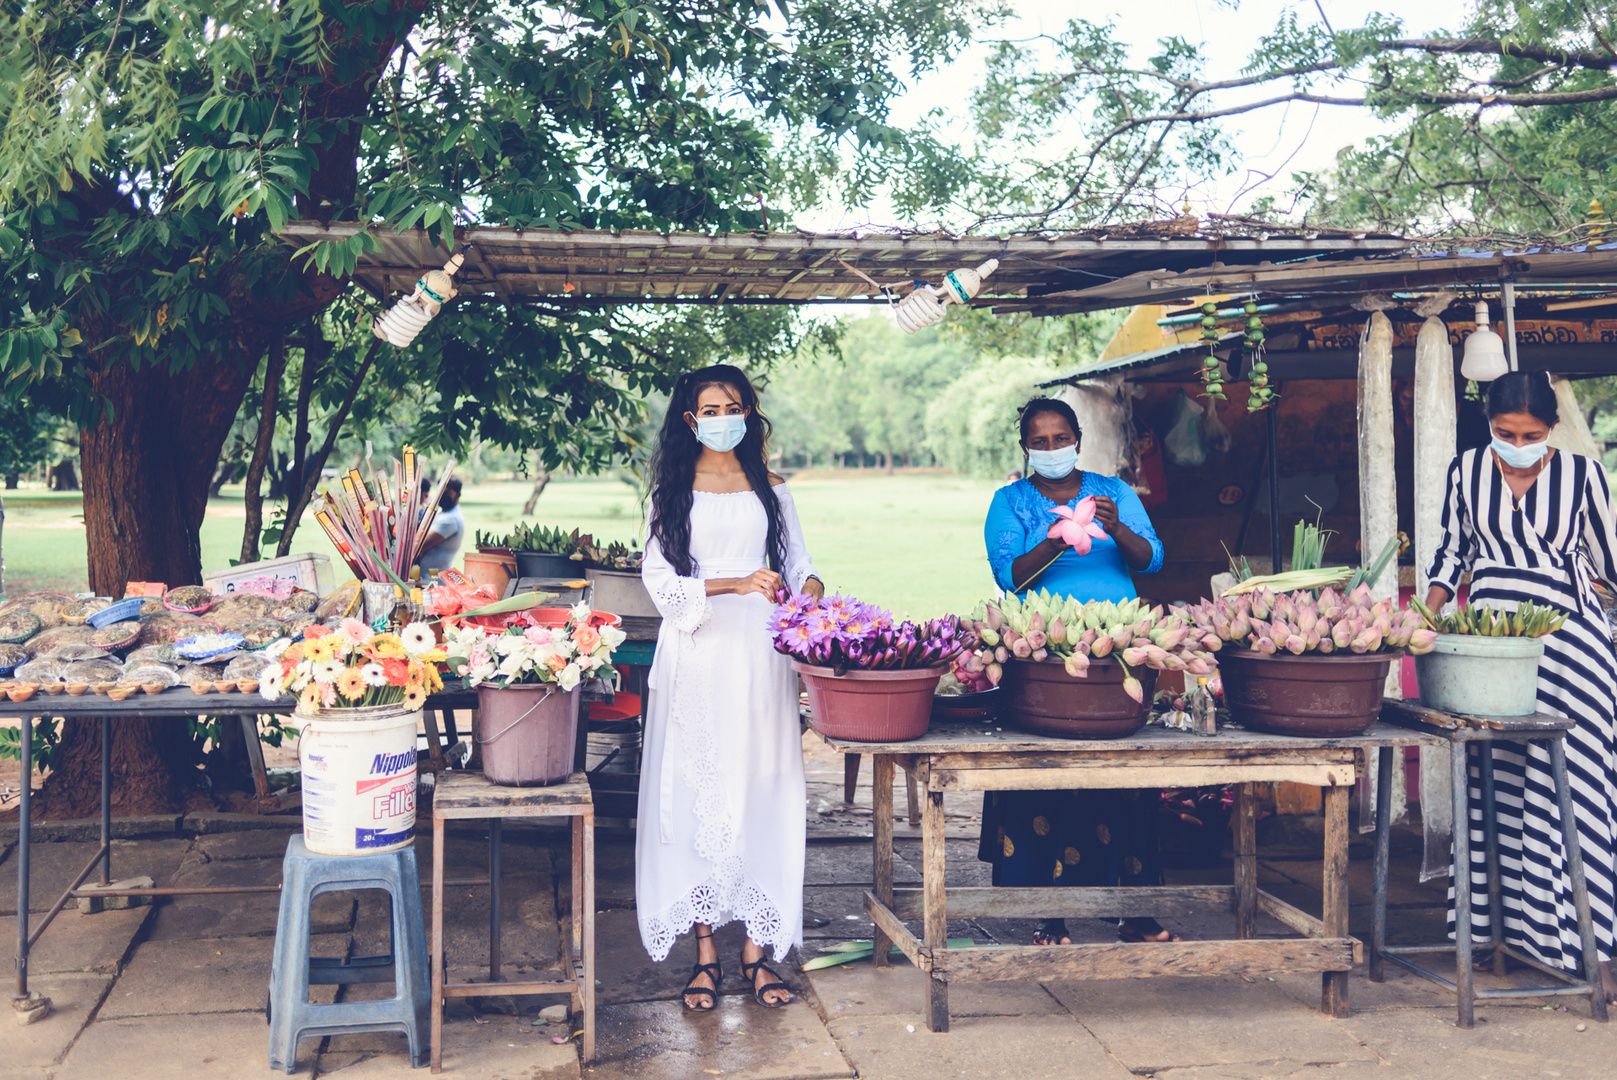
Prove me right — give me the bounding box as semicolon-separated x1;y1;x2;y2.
475;684;580;785
1414;633;1545;717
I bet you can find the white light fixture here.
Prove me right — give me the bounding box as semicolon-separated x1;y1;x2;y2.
1460;299;1508;382
892;259;999;334
372;253;465;347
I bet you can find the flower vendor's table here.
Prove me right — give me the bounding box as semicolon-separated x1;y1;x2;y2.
2;689;480;1005
1373;698;1609;1028
820;715;1440;1033
430;769;594;1070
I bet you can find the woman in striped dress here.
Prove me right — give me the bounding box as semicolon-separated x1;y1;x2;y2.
1424;371;1617;1000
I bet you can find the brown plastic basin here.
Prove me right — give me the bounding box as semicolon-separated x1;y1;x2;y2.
1217;649;1396;737
1002;656;1156;739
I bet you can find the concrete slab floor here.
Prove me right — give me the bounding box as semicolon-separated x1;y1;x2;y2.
805;960;1068;1020
49;1010;286;1080
0;837;192;915
0;905;152;976
7;974;113;1069
587;997;853;1080
826;1012;1135;1080
97;932;349;1018
1338;1001;1617;1080
1043;976;1380;1075
320;1007;580;1078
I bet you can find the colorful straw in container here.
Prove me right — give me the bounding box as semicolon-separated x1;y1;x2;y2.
315;446;456;586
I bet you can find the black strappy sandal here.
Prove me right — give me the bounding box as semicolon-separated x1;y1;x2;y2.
682;932;722;1012
740;956;791;1008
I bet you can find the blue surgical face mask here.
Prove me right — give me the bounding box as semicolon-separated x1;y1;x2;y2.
1491;435;1550;469
692;413;747;453
1026;444;1079;480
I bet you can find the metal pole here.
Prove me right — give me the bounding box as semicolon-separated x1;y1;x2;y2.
1502;281;1519;372
14;715;30;1000
100;717;111;886
489;819;502;982
1267;402;1283;574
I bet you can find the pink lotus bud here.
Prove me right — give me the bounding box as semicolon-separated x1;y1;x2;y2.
1185;656;1211;675
1317;637;1335;654
985;605;1004;630
1079;628;1097;647
1201;633;1222;652
1011;638;1033;659
1144;644;1170;666
1131;636;1151;649
1229;615;1251;640
1122;646;1148;666
1255;636;1277;655
1158;627;1188;651
1026;629;1048;650
1285;635;1306;655
1090;635;1113;658
1372;598;1394;619
1332;620;1353;649
1032;647;1048;662
1163;653;1186;672
1001;629;1021;648
1048;617;1067;646
1063;652;1090;678
995;646;1008;664
1407;629;1438;654
1295;608;1317;634
1028;611;1045;633
1273;594;1294;622
1122;676;1144;703
1074;640;1091;657
1213;617;1231;639
1112;631;1133;654
1350;627;1381;654
986;662;1003;686
1304;628;1321;650
1349;583;1374;606
1251;590;1273;620
965;653;985;673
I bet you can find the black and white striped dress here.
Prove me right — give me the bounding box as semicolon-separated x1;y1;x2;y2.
1428;447;1617;972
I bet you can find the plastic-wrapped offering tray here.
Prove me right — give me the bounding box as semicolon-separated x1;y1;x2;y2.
62;598;113;625
0;644;31;675
124;665;179;689
24;625;98;658
313;582;363;621
14;658;65;684
61;658;125;684
224;653;269;682
0;592;77;631
45;644;112;662
139;598;165;616
89;622;141;651
234;620;284;649
0;609;41;643
173;632;245;661
163;585;215;614
124;643;180;668
271;589;320;617
281;612;317;637
209;593;281;627
136;613;219;646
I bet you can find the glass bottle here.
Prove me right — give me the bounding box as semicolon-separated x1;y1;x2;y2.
1193;676;1219;736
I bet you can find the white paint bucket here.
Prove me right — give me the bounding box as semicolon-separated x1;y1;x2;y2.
297;706;421;855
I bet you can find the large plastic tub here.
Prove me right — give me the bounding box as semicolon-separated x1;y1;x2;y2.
1415;633;1544;717
793;662;944;743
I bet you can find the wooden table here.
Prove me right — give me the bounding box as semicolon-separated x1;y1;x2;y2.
822;717;1440;1032
1373;699;1608;1027
1;689;480;1006
430;770;595;1069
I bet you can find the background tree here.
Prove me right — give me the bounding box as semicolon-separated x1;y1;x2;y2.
0;391;57;489
0;0;991;815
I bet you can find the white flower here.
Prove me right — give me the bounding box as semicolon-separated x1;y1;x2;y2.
260;669;284;700
469;661;497;685
556;662;582;691
263;637;292;660
312;659;343;683
360;663;388;688
400;622;436;657
570;601;592;624
599;625;626;651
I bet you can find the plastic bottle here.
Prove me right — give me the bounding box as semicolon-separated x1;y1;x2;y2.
1193;676;1218;736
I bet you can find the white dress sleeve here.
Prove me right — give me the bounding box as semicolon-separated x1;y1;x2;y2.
776;486;818;592
641;529;710;634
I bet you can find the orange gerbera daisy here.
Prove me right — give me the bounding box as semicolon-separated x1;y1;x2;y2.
402;685;426;710
335;666;366;701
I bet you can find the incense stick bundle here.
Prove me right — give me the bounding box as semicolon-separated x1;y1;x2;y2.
314;446;457;583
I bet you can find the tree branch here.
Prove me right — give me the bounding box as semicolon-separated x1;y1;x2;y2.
1383;36;1617;71
239;330;286;565
277;337;380;557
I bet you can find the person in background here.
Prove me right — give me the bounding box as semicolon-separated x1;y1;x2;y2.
980;397;1173;946
414;475;464;575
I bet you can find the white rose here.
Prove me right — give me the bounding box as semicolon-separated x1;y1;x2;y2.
571;602;592;624
599;625;626;651
556;663;582;691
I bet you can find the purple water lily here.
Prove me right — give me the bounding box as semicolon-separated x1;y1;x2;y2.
769;592;973;671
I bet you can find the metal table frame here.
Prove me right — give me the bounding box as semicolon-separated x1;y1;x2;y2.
1373;699;1609;1027
430;769;595;1070
824;718;1437;1032
4;689;479;1005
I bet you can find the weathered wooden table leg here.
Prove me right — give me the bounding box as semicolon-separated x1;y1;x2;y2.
580;810;598;1062
871;754;894;969
1321;783;1350;1018
904;763;921;826
1233;782;1257;939
920;759;949;1032
430;813;446;1073
844;753;861;804
422;709;448;771
1370;746;1392;983
1478;741;1507;976
1451;740;1475;1029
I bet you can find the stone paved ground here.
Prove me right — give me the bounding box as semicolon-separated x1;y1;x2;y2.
3;733;1615;1079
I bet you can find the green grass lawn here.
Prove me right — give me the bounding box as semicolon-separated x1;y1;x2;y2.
1;472;1004;618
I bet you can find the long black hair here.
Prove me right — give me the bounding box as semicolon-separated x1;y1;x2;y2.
648;364;785;577
1486;370;1559;427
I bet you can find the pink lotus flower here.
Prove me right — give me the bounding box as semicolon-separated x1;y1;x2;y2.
1047;496;1108;555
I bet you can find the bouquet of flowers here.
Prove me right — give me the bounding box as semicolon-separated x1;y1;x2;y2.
444;602;625;691
769;592;972;672
260;619;446;712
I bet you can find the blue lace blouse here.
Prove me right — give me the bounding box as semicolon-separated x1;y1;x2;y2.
984;475;1164;602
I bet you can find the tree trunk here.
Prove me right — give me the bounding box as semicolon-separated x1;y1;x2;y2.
42;356;254;818
4;473;16;489
241;333;288;564
48;460;79;490
521;466;553;516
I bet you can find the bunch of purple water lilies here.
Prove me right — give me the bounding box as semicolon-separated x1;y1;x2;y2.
770;592;971;672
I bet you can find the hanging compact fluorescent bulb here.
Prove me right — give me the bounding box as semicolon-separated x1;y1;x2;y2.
1460;299;1508;382
372;252;466;348
891;259;1000;334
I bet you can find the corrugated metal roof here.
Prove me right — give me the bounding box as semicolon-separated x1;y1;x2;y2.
1039;333;1243;386
279;222;1409;307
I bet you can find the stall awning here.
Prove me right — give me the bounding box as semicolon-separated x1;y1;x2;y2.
279;221;1408;308
1039;333;1244;386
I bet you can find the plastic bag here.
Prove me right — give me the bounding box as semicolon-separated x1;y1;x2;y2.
1163;390;1208;468
1202;399;1232;454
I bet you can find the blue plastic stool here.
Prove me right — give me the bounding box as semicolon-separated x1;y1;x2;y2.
267;834;431;1072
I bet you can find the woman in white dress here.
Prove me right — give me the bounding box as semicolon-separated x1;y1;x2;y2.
638;365;823;1011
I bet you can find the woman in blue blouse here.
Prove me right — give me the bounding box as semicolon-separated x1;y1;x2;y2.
978;397;1174;945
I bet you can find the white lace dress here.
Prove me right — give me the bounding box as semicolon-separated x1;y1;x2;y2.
636;483;817;962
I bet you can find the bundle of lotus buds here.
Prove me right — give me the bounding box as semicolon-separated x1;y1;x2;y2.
1182;584;1438;657
954;589;1220;703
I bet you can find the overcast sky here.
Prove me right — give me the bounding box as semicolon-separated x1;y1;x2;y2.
802;0;1476;230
